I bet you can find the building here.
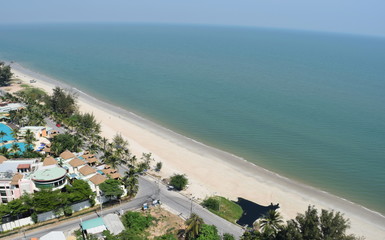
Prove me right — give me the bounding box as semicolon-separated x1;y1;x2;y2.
81;217;107;236
0;158;37;203
30;165;67;190
0;172;34;203
42;156;57;166
40;231;66;240
0;103;25;113
88;174;107;196
59;150;76;162
19;126;48;139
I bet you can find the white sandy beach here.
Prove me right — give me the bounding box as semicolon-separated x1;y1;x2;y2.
4;64;385;240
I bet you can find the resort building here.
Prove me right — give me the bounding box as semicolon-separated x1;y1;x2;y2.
67;157;87;174
59;150;76;162
42;156;57;166
19;126;48;139
0;158;38;203
88;174;107;196
30;165;67;190
78;165;97;179
0;103;25;114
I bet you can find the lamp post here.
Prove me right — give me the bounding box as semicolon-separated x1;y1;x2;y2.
190;196;195;215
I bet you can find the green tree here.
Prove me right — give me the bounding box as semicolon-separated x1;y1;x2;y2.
155;234;178;240
0;62;13;86
185;213;204;240
48;87;77;118
24;129;36;145
122;171;139;197
51;133;82;155
202;197;220;211
120;211;154;239
10;143;21;154
141;152;154;170
0;131;6;142
169;174;188;191
99;179;124;201
259;209;283;236
65;179;95;203
11;128;19;141
155;161;162;172
32;190;67;213
195;224;220;240
223;233;235;240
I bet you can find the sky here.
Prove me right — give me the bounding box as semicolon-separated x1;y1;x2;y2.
1;0;384;37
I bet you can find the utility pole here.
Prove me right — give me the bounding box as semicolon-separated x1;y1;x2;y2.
99;195;103;217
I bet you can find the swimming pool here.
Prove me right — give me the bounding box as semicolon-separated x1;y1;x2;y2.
0;123;16;142
2;142;32;153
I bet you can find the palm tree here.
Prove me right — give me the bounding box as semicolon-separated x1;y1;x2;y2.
10;143;21;154
259;209;283;235
185;213;204;240
24;129;36;146
11;128;19;141
0;131;6;142
122;171;139;197
101;137;108;152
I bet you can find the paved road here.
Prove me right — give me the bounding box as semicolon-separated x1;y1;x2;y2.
45;117;67;134
10;175;243;239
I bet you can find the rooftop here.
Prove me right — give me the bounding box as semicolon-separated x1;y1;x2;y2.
103;214;125;235
0;155;7;163
81;217;105;230
11;173;23;185
59;150;75;160
43;156;57;166
17;163;31;169
31;166;66;181
79;165;96;176
89;174;107;185
69;158;85;167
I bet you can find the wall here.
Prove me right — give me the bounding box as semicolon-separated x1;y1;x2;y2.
0;200;91;232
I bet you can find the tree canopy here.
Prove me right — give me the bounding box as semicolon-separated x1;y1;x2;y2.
0;62;13;86
47;87;77;118
169;174;188;191
51;133;82;155
241;206;363;240
65;179;94;203
99;179;124;200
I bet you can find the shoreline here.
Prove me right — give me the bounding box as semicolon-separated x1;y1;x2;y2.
5;62;385;239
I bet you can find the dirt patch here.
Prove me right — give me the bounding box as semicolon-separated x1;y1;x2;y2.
147;206;185;238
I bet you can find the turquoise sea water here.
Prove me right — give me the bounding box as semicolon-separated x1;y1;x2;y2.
0;24;384;214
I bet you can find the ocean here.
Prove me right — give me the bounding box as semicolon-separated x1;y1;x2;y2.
0;23;384;215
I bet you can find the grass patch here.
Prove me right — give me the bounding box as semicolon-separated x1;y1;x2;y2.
202;196;243;223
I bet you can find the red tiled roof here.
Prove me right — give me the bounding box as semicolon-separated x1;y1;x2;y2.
17;164;31;169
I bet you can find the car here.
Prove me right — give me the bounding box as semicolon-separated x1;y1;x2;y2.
56;123;61;127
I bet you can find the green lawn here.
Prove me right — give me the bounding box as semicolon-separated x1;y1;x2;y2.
203;196;243;223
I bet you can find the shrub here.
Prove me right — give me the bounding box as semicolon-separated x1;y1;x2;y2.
203;197;220;211
31;212;38;223
169;174;188;191
155;161;162;172
223;233;235;240
63;205;73;216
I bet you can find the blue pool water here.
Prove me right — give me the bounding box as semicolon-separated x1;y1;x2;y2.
0;123;16;142
3;142;31;153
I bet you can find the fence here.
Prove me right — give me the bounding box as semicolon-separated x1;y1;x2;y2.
0;199;91;232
